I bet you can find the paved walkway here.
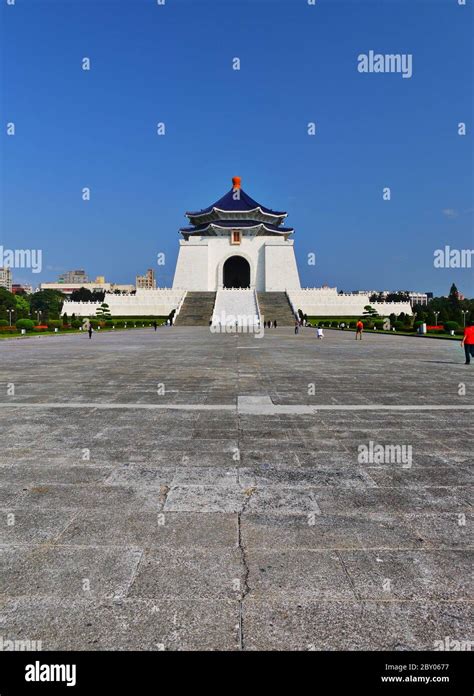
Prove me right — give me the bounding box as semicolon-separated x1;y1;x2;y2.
0;327;471;650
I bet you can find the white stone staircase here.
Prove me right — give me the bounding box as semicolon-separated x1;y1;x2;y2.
211;289;260;329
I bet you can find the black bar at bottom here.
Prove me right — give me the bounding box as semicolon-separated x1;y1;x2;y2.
0;650;470;694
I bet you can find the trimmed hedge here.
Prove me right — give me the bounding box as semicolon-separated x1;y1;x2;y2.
16;318;35;331
445;321;460;331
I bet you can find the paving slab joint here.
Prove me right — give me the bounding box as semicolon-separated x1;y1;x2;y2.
336;550;362;601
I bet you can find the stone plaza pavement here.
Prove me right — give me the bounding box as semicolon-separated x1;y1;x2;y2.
0;327;472;650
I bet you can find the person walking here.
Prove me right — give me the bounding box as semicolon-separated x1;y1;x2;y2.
355;319;363;340
88;326;93;339
317;326;324;340
294;319;299;335
461;320;474;364
274;320;278;329
153;320;157;331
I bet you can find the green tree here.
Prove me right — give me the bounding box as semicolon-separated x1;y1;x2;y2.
446;283;460;318
29;290;65;321
0;288;16;321
385;291;410;303
70;287;93;302
363;305;379;317
96;302;111;319
14;293;30;319
439;308;449;324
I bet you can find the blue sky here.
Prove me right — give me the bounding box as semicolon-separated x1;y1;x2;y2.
1;0;473;295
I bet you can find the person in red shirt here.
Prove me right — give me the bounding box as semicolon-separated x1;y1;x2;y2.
461;321;474;364
355;320;364;340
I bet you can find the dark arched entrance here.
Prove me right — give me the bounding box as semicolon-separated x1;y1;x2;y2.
223;256;250;288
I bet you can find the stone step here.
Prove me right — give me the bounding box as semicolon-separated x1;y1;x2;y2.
174;292;216;326
257;292;295;326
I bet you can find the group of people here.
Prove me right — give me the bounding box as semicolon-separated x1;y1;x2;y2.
293;319;365;340
84;315;474;365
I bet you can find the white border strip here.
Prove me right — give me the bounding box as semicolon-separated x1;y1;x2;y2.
0;403;473;414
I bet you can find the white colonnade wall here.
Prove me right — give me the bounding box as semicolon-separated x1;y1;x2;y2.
62;289;185;317
287;287;413;317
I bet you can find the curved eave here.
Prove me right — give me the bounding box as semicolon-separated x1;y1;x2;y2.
187;206;287;226
179;221;294;238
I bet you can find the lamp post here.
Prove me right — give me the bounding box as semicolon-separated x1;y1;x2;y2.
461;310;468;327
434;311;440;326
7;309;14;326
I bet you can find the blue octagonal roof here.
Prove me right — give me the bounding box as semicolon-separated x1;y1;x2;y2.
186;179;287;219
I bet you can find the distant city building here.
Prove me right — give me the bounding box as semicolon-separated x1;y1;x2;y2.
0;267;13;292
12;283;33;295
136;268;156;290
408;292;429;306
58;269;89;284
358;290;430;306
40;276;134;297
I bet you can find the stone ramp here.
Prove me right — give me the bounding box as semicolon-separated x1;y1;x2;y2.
257;292;295;326
174;292;216;326
212;289;260;327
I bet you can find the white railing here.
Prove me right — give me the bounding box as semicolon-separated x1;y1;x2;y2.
254;289;262;325
285;289;298;318
173;291;187;321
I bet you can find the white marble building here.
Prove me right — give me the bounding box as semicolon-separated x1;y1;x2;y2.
172;177;300;292
62;177;412;319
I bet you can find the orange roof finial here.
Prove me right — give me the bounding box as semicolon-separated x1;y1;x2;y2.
232;176;241;189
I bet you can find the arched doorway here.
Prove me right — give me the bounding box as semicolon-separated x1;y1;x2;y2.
223;256;251;288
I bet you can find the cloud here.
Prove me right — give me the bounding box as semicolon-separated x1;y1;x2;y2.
442;208;459;219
